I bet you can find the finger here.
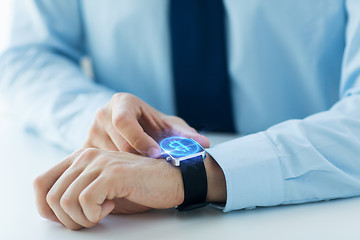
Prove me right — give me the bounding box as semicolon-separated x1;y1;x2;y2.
164;117;211;148
79;176;120;223
173;124;210;148
112;111;161;158
92;103;144;154
104;125;139;154
46;149;98;230
99;200;116;221
47;170;85;230
137;107;167;140
60;170;102;228
33;149;83;222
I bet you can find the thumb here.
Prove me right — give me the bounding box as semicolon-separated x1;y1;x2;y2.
99;200;115;221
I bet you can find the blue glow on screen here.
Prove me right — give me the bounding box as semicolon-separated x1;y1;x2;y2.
160;137;200;157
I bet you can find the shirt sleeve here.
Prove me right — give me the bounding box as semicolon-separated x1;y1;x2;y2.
207;0;360;212
0;0;115;151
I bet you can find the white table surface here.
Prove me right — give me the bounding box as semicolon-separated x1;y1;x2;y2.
1;111;360;240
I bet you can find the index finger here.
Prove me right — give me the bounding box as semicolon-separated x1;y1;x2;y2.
113;112;161;158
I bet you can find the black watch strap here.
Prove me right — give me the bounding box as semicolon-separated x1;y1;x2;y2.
177;155;208;211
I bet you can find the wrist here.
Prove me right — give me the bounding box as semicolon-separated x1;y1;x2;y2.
158;159;185;207
204;153;227;203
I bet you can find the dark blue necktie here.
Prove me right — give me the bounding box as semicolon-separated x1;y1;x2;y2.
170;0;235;132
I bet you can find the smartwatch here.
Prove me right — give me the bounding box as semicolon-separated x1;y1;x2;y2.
160;136;209;211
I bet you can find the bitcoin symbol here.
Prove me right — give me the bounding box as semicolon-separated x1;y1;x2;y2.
169;140;190;153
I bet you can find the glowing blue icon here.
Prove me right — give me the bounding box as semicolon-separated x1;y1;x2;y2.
160;137;200;157
168;140;191;153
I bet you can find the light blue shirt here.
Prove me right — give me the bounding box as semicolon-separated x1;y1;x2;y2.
1;0;360;212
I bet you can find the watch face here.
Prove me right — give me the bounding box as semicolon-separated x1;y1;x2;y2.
160;137;203;158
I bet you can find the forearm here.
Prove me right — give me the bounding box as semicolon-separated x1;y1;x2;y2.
0;0;119;151
205;94;360;212
0;48;115;151
266;95;360;205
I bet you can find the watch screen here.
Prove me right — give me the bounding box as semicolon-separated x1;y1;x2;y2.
160;137;203;158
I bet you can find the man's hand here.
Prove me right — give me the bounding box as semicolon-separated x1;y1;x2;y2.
84;93;210;157
33;148;184;230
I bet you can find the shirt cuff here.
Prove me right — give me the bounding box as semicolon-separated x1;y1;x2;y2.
55;90;115;152
206;132;284;212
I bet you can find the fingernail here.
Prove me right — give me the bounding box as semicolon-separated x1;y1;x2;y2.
148;147;161;158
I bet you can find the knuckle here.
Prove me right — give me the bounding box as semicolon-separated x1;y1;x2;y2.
79;191;91;206
112;92;123;101
112;92;139;109
113;92;133;102
79;148;100;161
33;174;45;190
112;92;122;99
59;196;72;212
93;156;109;168
72;148;100;168
46;191;58;207
112;112;131;128
95;107;107;121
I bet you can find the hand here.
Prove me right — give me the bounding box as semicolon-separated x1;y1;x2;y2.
33;148;184;230
84;93;210;157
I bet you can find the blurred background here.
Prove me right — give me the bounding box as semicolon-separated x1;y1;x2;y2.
0;0;13;114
